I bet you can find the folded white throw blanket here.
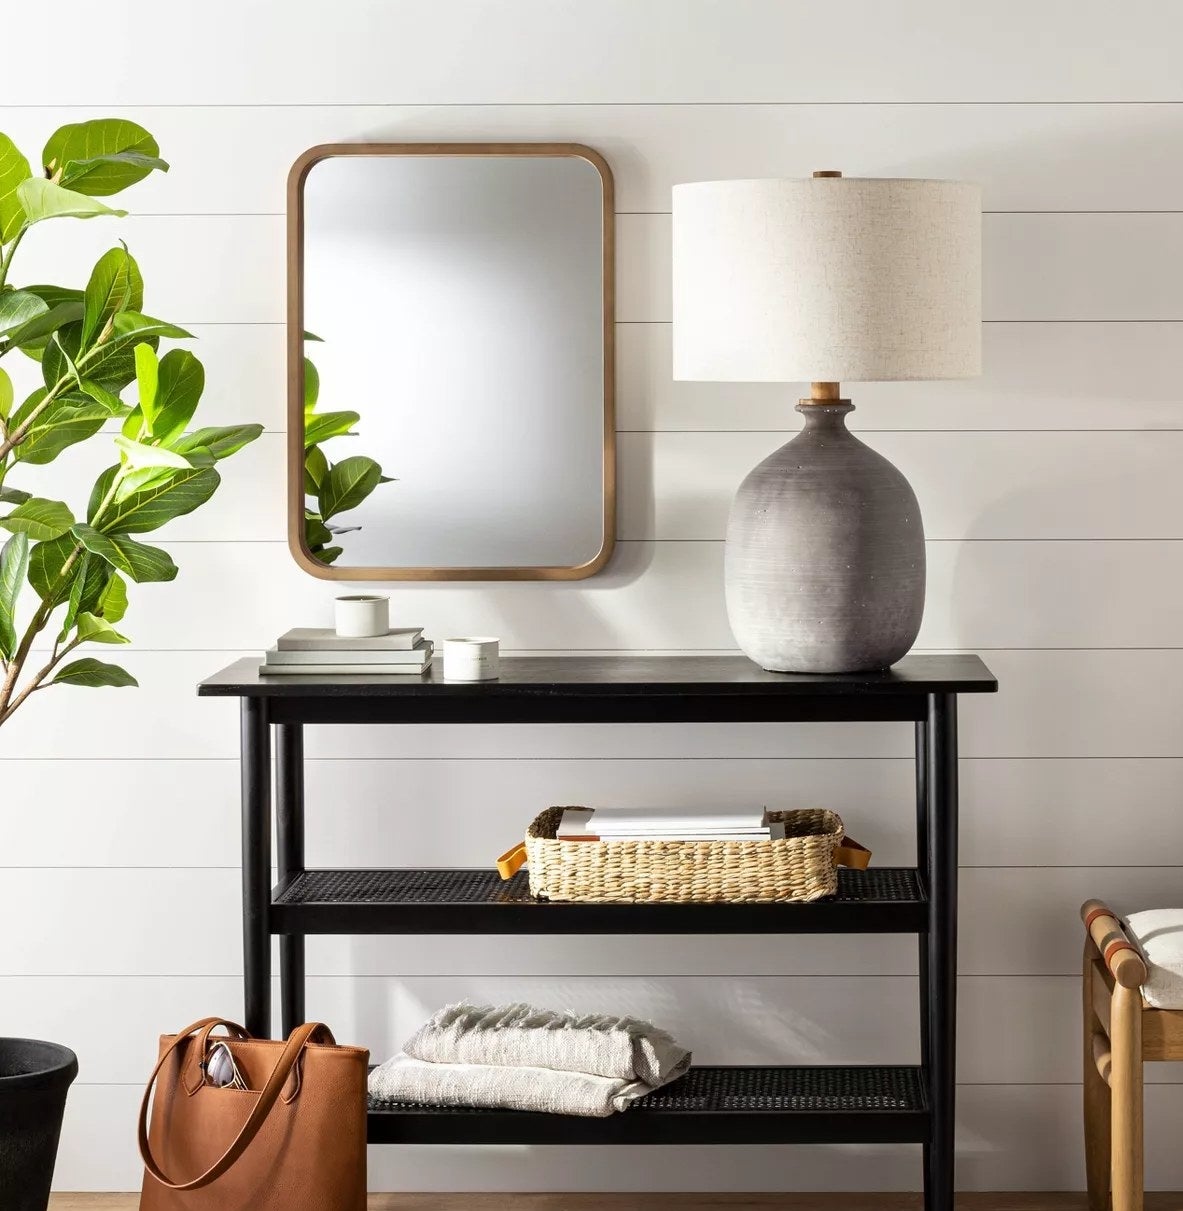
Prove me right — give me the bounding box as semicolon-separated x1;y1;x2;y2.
367;1002;692;1117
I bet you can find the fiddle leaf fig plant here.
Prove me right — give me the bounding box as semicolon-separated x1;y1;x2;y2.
301;334;393;565
0;118;263;726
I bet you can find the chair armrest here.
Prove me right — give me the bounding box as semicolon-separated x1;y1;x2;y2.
1082;898;1148;989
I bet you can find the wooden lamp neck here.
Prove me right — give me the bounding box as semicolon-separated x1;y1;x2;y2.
805;172;845;406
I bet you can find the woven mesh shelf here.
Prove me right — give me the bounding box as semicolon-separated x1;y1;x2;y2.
369;1065;926;1116
276;867;921;908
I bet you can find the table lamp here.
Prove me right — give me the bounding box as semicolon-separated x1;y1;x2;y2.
672;172;982;673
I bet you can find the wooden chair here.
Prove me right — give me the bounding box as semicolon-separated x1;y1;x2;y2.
1082;899;1183;1211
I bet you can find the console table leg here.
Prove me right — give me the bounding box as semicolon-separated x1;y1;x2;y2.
277;723;306;1037
926;692;959;1211
915;719;933;1211
241;698;272;1039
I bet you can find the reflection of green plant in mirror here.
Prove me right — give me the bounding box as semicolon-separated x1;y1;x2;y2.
301;334;393;565
0;118;263;726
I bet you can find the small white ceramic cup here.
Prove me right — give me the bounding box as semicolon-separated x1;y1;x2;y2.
334;594;390;638
442;637;500;681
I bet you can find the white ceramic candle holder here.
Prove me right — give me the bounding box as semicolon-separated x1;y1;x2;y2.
334;595;390;638
442;637;500;681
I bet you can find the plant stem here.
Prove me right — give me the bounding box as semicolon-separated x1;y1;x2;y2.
0;370;76;462
0;635;81;725
0;226;27;293
0;468;126;723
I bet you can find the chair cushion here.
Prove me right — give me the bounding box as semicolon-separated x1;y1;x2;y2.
1126;909;1183;1008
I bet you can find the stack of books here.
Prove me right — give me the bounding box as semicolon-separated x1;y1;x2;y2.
556;805;784;842
260;627;433;676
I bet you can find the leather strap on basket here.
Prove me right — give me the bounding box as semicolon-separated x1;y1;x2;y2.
834;837;871;870
138;1019;335;1191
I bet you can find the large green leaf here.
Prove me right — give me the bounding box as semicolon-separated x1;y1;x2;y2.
24;285;83;308
174;424;263;462
303;445;328;493
0;290;49;337
27;533;77;605
0;531;29;659
110;311;190;342
113;435;191;471
99;466;220;535
75;610;129;645
10;390;108;464
0;134;32;244
0;301;84;352
305;514;332;547
70;523;177;583
134;342;158;428
98;572;128;622
0;486;30;505
86;465;118;523
56;551;113;642
44;119;164;197
78;380;132;417
44;320;152;393
0;496;74;541
148;349;204;443
57;549;87;639
81;245;141;346
0;366;11;421
303;357;319;413
17;178;128;225
52;656;137;688
318;455;385;521
304;410;359;445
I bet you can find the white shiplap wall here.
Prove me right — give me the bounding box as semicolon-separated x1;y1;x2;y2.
3;0;1183;1193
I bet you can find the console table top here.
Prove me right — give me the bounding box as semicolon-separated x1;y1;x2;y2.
199;653;996;699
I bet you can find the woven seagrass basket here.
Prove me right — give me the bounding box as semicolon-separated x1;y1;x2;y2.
521;806;866;904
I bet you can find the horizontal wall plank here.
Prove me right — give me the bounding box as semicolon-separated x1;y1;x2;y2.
11;213;1183;332
2;649;1182;762
1;866;1175;978
50;1082;1183;1192
11;215;279;325
1;973;1151;1088
620;321;1183;434
3;757;1180;872
9;0;1183;106
11;539;1183;653
619;431;1183;541
8;102;1183;215
21;429;1183;545
15;318;1175;439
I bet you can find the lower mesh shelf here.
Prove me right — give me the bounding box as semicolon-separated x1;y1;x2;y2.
366;1065;929;1145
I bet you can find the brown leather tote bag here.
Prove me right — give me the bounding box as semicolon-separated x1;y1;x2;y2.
138;1018;368;1211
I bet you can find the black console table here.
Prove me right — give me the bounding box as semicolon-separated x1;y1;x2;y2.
199;653;996;1208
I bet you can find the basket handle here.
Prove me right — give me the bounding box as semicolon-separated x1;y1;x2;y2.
497;842;528;880
834;837;871;869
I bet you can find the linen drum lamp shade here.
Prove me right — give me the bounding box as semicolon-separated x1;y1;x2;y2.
672;177;981;383
671;175;982;674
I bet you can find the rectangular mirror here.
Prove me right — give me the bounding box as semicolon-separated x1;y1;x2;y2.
287;143;615;581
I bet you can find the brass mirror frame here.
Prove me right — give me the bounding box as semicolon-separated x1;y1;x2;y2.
286;142;616;581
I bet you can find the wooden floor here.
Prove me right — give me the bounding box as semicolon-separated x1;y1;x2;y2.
45;1196;1183;1210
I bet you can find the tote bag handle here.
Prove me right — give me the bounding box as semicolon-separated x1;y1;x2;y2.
138;1018;334;1191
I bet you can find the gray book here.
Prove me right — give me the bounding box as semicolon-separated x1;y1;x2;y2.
276;627;423;651
259;662;432;677
265;641;432;667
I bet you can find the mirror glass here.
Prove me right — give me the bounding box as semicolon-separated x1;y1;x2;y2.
292;148;613;579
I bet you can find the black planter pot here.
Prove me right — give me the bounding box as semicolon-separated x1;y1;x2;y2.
0;1039;78;1211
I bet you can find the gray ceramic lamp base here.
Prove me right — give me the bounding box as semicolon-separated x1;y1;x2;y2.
724;401;925;674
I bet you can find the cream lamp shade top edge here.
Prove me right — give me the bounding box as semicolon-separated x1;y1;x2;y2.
671;176;983;384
